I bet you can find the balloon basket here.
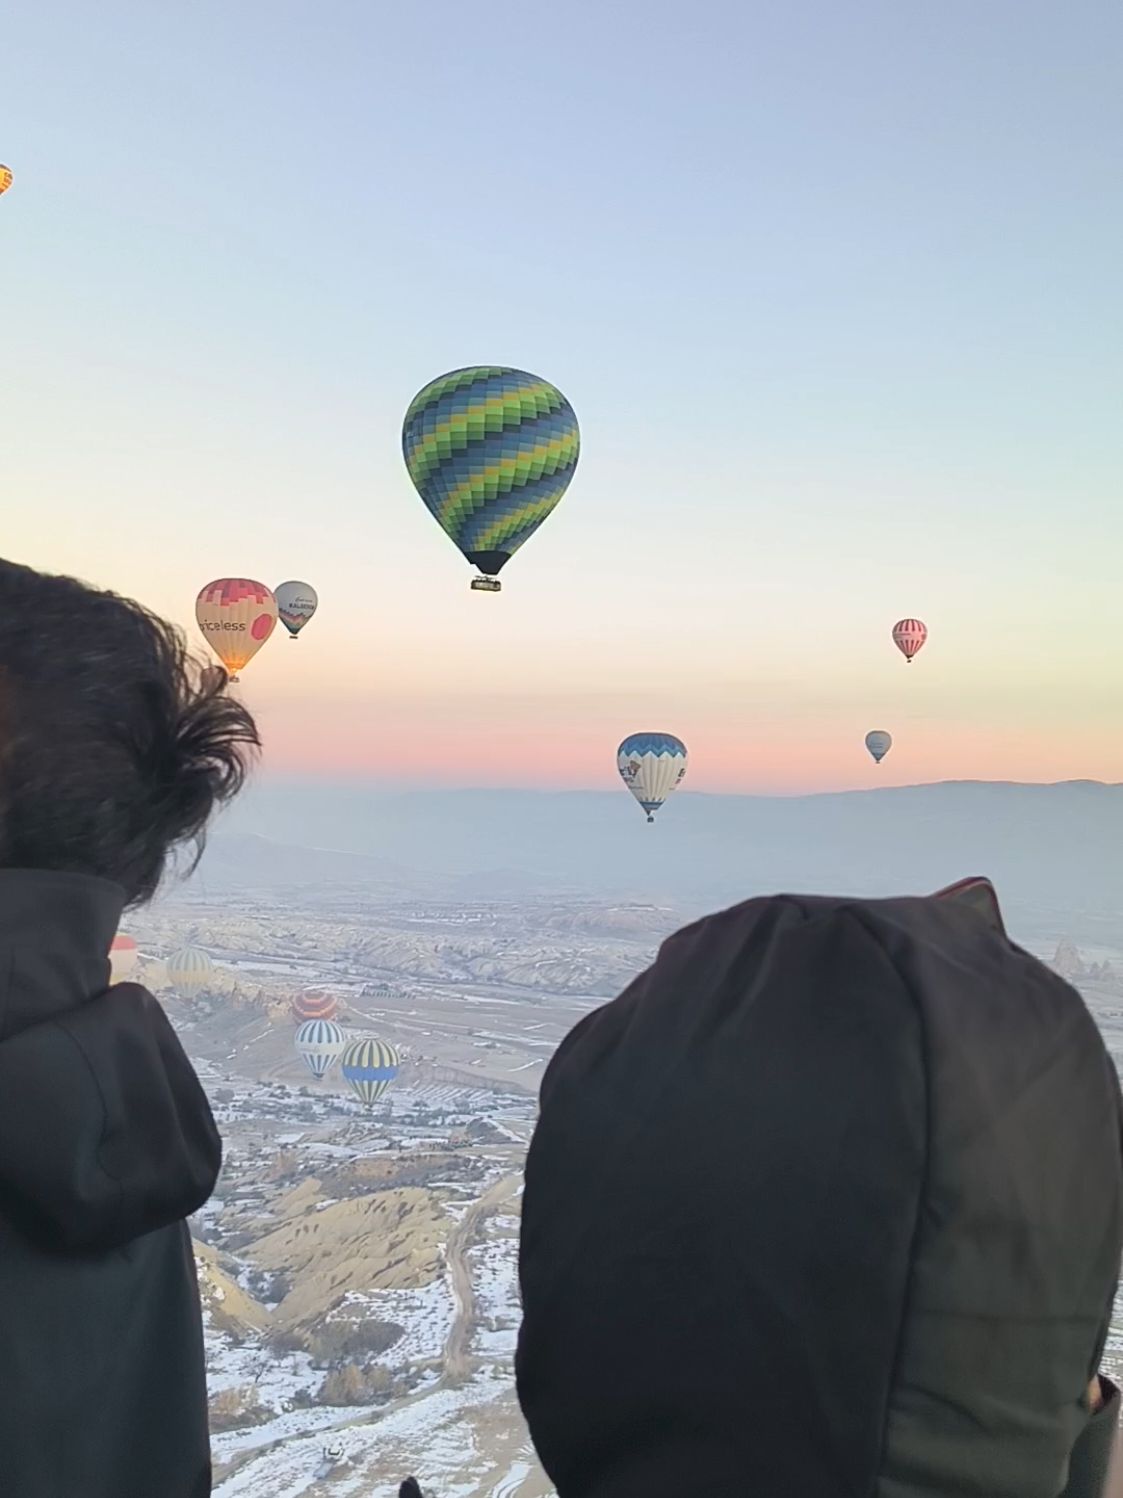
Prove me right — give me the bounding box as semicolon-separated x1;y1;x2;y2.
470;576;501;593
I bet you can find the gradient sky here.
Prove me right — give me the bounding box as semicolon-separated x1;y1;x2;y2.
3;1;1121;792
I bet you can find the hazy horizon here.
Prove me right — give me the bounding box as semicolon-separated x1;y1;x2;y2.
190;777;1123;946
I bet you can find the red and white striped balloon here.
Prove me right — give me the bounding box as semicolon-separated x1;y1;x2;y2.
892;618;928;663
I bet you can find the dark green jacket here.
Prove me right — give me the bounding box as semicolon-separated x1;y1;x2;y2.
518;894;1123;1497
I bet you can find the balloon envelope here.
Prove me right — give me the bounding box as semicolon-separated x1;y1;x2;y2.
0;166;12;196
109;934;139;984
892;618;927;662
275;581;318;638
295;1019;345;1079
196;579;278;677
341;1038;400;1107
166;945;213;998
865;730;892;764
617;734;688;823
402;367;579;580
292;990;339;1024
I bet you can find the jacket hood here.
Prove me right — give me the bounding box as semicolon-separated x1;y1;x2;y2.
0;869;221;1252
516;893;1123;1498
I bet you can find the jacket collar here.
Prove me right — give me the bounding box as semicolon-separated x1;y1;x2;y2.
0;870;127;1039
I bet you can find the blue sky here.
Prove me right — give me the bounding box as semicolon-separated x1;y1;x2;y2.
3;1;1121;789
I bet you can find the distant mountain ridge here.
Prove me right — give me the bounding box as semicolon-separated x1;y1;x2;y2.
195;779;1123;945
185;832;580;902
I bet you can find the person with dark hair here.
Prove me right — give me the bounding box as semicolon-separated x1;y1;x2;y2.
517;881;1123;1498
0;559;260;1498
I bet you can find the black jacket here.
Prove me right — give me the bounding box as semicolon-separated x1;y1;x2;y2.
517;894;1123;1498
0;870;222;1498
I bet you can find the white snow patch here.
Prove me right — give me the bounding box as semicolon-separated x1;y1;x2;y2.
329;1273;457;1368
469;1239;521;1360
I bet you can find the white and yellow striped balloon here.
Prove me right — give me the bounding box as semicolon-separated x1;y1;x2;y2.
166;945;214;998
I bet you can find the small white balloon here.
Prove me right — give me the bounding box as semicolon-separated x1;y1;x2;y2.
865;731;892;764
274;581;318;639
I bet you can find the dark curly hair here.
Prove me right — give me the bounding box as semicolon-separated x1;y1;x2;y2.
0;559;260;905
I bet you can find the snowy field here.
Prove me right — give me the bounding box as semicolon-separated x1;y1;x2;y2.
468;1239;522;1361
212;1370;553;1498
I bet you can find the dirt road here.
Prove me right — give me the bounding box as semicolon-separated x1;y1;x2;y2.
442;1172;522;1385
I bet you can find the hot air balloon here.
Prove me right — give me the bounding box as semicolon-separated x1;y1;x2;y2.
341;1038;400;1107
617;734;688;824
402;366;579;592
292;990;339;1024
275;581;318;639
195;579;278;681
109;934;140;984
0;166;12;197
865;730;892;764
892;618;927;663
294;1019;345;1080
166;945;214;998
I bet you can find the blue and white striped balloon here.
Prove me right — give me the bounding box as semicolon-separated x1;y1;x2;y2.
617;733;688;824
294;1019;345;1079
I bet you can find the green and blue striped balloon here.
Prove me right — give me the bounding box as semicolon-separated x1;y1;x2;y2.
402;366;579;581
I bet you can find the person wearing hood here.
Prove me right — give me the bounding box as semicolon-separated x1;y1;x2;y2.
0;559;259;1498
517;881;1123;1498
